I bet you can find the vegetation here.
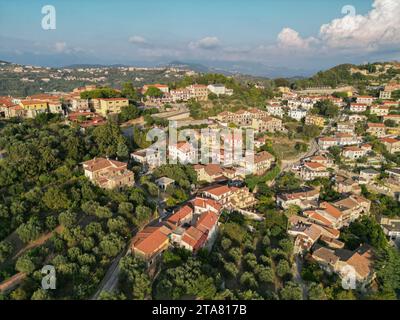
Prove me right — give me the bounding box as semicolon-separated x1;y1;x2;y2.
0;117;155;299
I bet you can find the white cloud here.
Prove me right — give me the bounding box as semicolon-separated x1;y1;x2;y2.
128;35;148;45
276;0;400;55
189;36;220;50
319;0;400;51
277;28;316;51
54;42;67;53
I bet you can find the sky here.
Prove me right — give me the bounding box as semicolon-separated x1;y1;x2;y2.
0;0;399;76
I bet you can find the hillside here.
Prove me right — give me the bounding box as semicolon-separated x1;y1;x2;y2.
294;62;400;89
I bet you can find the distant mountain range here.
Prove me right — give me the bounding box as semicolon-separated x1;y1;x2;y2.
163;60;315;78
0;52;316;78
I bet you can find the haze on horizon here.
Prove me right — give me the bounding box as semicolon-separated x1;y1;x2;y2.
0;0;399;77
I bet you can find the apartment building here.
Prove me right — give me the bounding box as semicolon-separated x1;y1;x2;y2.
300;162;330;181
96;98;129;116
366;123;386;137
187;84;209;101
370;105;390;116
305;115;325;127
266;104;284;118
244;151;275;176
318;137;338;150
251;116;284;133
207;84;233;96
380;137;400;154
169;141;197;164
288;108;307;121
342;146;368;160
276;188;320;210
19;100;49;118
349;103;368;113
356;96;375;105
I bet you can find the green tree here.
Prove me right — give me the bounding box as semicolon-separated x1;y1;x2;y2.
280;281;303;300
16;218;43;243
276;259;291;278
99;233;124;257
15;255;36;274
145;86;163;98
58;211;77;228
0;240;12;263
308;283;328;300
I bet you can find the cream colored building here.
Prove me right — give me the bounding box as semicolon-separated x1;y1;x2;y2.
96;98;129;116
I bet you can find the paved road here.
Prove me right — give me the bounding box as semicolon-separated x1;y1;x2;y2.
91;247;129;300
292;255;308;300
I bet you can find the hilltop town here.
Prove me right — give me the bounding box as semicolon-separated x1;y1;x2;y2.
1;61;400;301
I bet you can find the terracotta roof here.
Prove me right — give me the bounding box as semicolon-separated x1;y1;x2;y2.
196;211;218;233
310;155;328;161
203;164;224;177
345;251;373;279
305;210;333;227
181;226;207;250
99;98;128;101
254;151;274;163
320;202;343;219
304;162;327;171
202;185;231;197
20;100;48;105
190;197;222;212
168;205;193;224
319;137;337;142
173;141;194;153
380;137;400;144
132;226;171;256
367;123;385;128
312;247;339;265
82;158;127;172
304;224;322;242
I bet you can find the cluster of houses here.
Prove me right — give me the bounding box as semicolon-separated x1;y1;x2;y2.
277;185;374;288
131;131;276;176
214;108;285;133
0;85;131;128
142;83;233;105
132;183;258;265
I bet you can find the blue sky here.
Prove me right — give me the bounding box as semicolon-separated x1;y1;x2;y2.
0;0;399;75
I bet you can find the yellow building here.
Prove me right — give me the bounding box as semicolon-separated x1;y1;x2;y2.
19;100;49;118
97;98;129;116
386;127;400;135
305;115;325;127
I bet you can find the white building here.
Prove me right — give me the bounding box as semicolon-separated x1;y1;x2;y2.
356;96;375;105
350;103;368;113
342;146;367;160
266;105;284;118
300;162;330;181
169;141;197;164
288;109;307;121
207;84;233;96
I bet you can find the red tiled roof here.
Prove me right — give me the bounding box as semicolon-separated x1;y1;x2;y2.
203;185;231;197
168;205;193;224
320;202;343;219
82;158;127;172
132;226;171;256
196;211;218;233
